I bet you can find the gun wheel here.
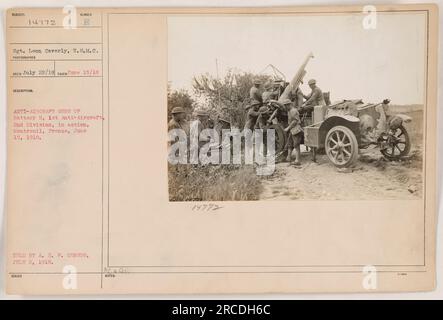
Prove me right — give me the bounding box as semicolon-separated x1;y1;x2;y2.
380;125;411;160
268;124;287;160
325;126;359;168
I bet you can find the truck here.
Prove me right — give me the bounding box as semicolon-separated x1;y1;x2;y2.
260;53;412;168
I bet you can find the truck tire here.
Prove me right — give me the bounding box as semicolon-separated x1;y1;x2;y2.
325;125;359;168
380;125;411;160
268;123;287;157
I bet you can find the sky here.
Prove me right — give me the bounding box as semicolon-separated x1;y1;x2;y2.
168;12;426;105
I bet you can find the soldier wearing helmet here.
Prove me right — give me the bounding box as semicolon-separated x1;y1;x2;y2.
215;116;231;140
283;99;303;166
255;105;272;129
168;107;189;153
196;109;213;128
262;81;280;104
168;107;188;132
302;79;326;113
244;101;262;131
193;109;212;147
249;79;263;105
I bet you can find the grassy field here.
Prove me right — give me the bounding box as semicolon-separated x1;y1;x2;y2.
168;164;263;201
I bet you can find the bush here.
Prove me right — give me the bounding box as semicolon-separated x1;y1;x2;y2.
192;70;273;128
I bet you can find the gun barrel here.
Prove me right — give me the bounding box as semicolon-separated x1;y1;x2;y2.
278;52;314;102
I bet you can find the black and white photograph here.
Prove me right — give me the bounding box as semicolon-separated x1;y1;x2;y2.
167;13;426;201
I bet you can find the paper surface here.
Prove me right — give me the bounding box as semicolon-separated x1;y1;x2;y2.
5;4;438;294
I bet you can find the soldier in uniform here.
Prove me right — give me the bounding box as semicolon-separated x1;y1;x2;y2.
168;107;189;163
283;99;303;166
302;79;326;114
194;110;211;147
216;116;231;133
289;86;305;109
249;79;263;105
244;101;262;131
214;116;231;143
168;107;188;133
261;83;273;104
262;81;280;104
255;105;272;130
214;117;232;155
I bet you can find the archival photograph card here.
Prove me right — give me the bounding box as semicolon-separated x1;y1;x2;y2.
5;4;438;294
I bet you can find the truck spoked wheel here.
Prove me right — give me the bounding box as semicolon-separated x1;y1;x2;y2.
268;124;287;161
379;125;410;160
325;126;359;168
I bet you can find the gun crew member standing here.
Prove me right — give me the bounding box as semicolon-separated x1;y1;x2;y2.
250;79;263;105
168;107;189;162
194;110;211;147
283;99;303;166
244;101;262;131
289;86;305;109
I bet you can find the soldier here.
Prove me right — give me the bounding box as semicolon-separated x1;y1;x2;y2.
216;116;231;133
249;79;263;105
215;117;232;153
168;107;189;162
283;99;303;166
214;116;231;143
261;83;272;104
168;107;188;132
256;105;271;130
289;86;305;109
302;79;326;114
262;81;279;104
194;110;211;147
244;101;262;131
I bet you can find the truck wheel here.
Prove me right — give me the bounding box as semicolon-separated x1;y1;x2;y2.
325;125;359;168
268;123;287;158
380;125;411;160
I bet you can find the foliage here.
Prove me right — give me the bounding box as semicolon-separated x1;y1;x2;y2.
192;70;273;128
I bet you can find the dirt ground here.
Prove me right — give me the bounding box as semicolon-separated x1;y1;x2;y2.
260;110;423;200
